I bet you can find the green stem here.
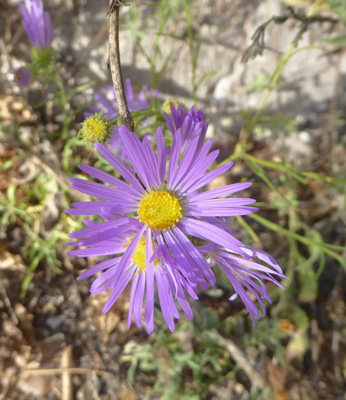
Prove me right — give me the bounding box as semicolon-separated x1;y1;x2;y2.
249;213;346;268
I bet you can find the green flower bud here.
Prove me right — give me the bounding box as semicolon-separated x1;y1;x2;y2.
31;48;55;70
79;112;113;148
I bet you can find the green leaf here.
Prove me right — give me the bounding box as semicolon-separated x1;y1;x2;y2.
298;266;318;303
249;213;346;269
323;34;346;46
236;215;261;245
245;158;297;207
282;303;309;332
67;80;96;98
197;70;221;88
301;170;346;186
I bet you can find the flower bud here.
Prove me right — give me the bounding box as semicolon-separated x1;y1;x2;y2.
13;67;33;86
31;48;55;70
79;112;113;148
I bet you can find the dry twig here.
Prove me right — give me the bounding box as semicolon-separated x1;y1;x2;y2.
242;6;338;63
28;153;88;202
0;279;19;325
212;330;269;391
61;347;73;400
22;368;109;377
108;0;134;130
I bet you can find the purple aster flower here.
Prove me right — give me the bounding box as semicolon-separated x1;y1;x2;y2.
164;103;209;153
67;126;258;332
200;217;287;326
68;223;197;333
19;0;55;49
13;67;32;86
88;79;157;160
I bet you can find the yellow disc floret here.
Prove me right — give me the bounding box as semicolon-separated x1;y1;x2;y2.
162;99;179;115
79;112;112;148
132;237;147;272
126;236;159;273
138;190;182;231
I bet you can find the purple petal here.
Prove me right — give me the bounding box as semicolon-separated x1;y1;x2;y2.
145;229;155;333
119;126;152;188
156;270;178;332
133;272;145;328
111;225;146;290
173;226;216;286
167;129;182;187
156;127;168;184
103;268;135;313
188;182;253;202
180;218;245;255
77;257;121;280
179;150;220;193
78;165;142;198
183;162;233;194
94;142;143;191
186;199;257;217
69;178;138;204
68;219;128;239
169;135;199;191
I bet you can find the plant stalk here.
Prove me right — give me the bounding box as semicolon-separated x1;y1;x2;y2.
108;0;134;131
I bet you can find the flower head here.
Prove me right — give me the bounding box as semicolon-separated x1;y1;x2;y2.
19;0;55;49
13;67;32;86
164;103;209;153
90;79;153;120
79;112;113;148
68;224;196;333
67;126;258;332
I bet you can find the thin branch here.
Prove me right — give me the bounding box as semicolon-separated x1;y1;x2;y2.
242;15;288;63
242;6;338;63
61;347;73;400
5;132;88;202
29;153;88;202
108;0;134;131
22;368;109;376
211;330;269;392
0;279;19;325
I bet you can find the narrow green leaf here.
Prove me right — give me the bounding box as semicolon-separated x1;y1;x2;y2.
302;170;346;186
244;153;306;184
245;158;296;207
250;213;346;269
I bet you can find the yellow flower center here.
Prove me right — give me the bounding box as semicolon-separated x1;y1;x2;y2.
162;99;179;115
84;118;107;140
132;237;147;272
138;190;182;231
80;113;111;148
124;236;159;273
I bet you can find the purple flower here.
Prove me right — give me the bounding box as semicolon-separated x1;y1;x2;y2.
19;0;55;49
164;103;209;153
90;79;153;120
13;67;32;86
89;79;157;160
67;126;257;332
68;223;197;333
200;217;287;326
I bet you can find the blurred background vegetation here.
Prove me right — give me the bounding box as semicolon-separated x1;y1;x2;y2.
0;0;345;399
